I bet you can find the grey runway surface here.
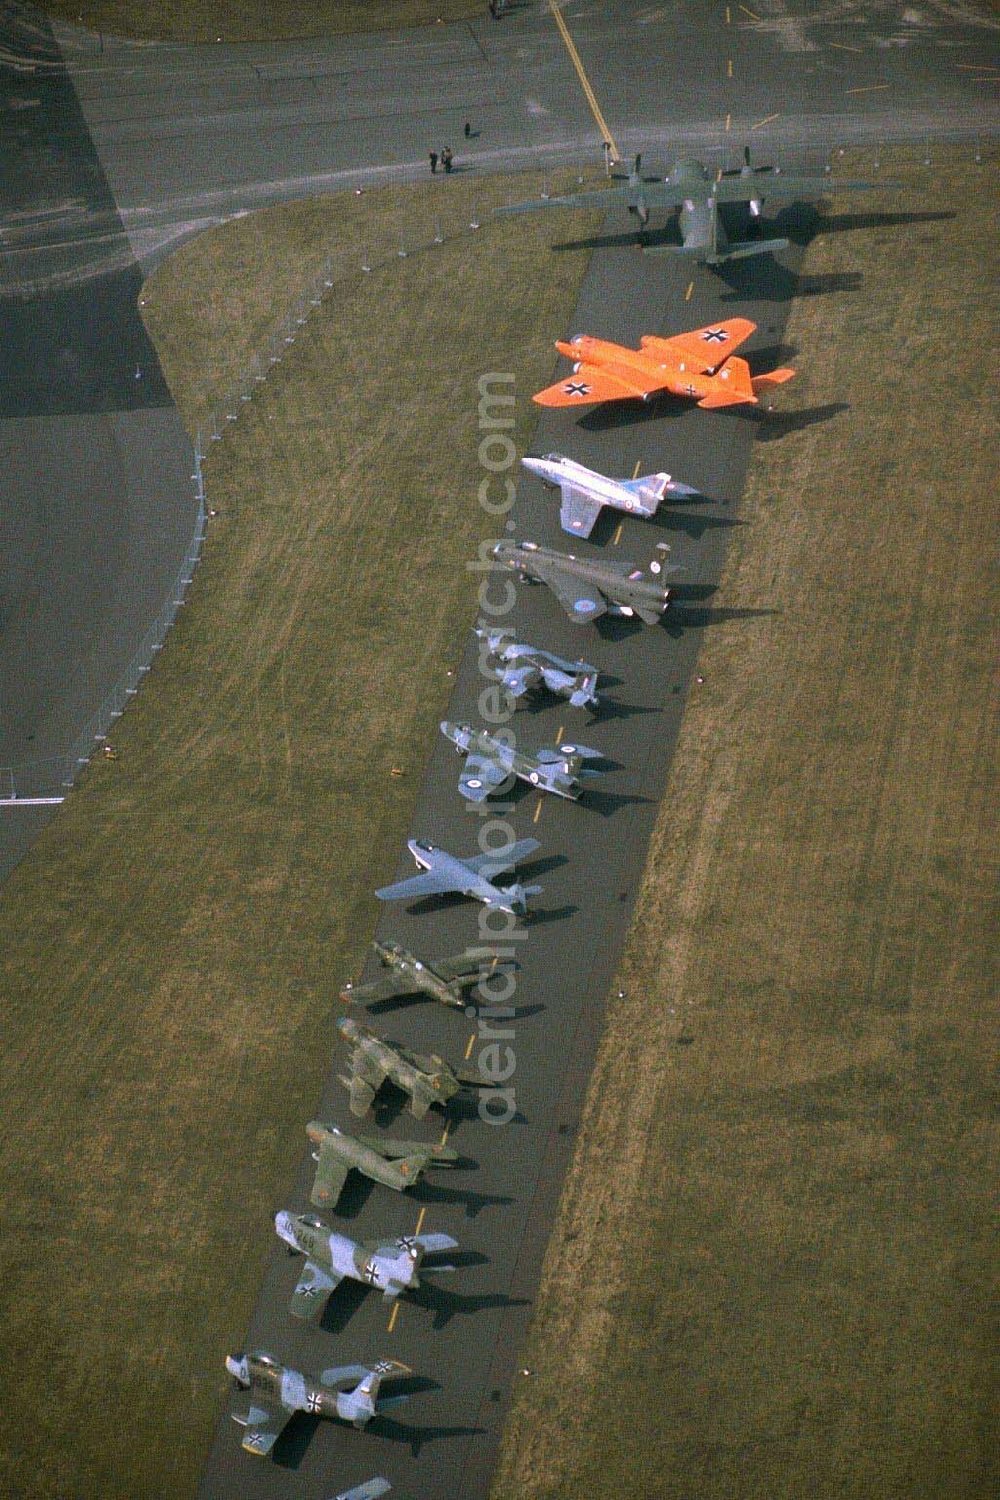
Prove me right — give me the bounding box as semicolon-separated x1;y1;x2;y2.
196;214;811;1497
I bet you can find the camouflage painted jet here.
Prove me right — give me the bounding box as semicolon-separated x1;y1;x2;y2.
522;453;699;538
441;719;604;802
376;836;542;916
341;938;505;1010
499;148;889;264
492;538;673;625
275;1209;458;1317
225;1350;411;1455
534;318;794;410
335;1014;492;1118
305;1120;459;1208
475;627;600;710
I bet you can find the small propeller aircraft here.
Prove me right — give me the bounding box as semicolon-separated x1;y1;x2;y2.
226;1350;412;1455
533;318;794;410
474;627;600;710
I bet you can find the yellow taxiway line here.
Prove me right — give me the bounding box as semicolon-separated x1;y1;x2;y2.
387;1301;400;1333
751;112;780;130
846;83;890;93
549;0;620;161
414;1206;426;1235
464;1031;476;1060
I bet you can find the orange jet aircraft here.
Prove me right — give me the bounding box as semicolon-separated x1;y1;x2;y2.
533;317;795;411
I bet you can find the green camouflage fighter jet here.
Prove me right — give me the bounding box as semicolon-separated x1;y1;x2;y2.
340;938;509;1010
305;1120;458;1208
335;1014;494;1119
225;1350;412;1455
493;538;675;625
497;148;894;265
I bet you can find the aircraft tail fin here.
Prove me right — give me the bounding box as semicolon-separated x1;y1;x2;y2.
752;367;796;394
698;354;755;408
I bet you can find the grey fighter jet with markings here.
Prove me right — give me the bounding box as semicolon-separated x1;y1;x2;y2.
475;627;599;710
305;1120;459;1208
335;1014;493;1118
493;538;674;625
441;719;604;802
275;1210;458;1317
341;938;507;1010
226;1350;412;1455
522;453;699;538
376;836;542;915
498;148;892;264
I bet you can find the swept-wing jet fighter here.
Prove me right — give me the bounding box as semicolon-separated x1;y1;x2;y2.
475;627;599;710
522;453;699;538
441;719;604;802
305;1120;459;1208
376;836;542;915
275;1210;457;1317
493;538;673;625
534;318;794;410
499;148;891;264
341;938;505;1010
335;1014;492;1118
226;1350;411;1455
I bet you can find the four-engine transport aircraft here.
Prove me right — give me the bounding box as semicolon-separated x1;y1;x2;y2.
492;538;674;625
475;627;600;710
441;719;605;802
376;836;543;916
341;938;508;1010
522;452;699;537
533;318;795;410
498;147;890;264
226;1350;412;1454
274;1210;458;1317
305;1121;459;1208
335;1014;494;1118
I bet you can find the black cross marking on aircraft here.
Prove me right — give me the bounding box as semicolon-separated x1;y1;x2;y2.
563;381;590;396
702;329;729;342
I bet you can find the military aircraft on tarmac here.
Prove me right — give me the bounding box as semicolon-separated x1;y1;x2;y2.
341;938;508;1010
522;453;699;538
376;836;542;916
331;1479;391;1500
475;627;600;710
492;538;674;625
275;1209;458;1317
226;1350;412;1455
533;317;794;410
305;1120;459;1208
498;147;890;264
441;719;604;802
335;1014;493;1118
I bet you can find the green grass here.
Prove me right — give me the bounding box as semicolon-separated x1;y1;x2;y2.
492;146;1000;1500
0;172;597;1500
42;0;481;44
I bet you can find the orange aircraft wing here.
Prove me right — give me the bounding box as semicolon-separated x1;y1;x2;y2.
533;362;666;407
641;317;757;372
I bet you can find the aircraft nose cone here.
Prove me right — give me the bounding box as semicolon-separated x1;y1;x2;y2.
274;1210;294;1241
225;1354;248;1384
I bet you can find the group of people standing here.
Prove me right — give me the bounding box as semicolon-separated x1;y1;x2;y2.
429;147;454;175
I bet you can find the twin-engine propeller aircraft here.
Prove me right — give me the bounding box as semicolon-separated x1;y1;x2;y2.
475;627;600;711
274;1210;457;1317
498;147;891;264
226;1350;412;1454
522;453;699;538
534;317;794;411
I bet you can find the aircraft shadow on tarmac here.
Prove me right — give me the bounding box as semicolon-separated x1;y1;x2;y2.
373;1414;486;1459
579;788;656;820
408;1280;532;1332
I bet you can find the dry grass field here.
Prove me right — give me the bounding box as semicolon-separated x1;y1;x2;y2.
0;174;596;1499
492;146;999;1500
41;0;480;44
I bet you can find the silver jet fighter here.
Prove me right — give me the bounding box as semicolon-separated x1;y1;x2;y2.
492;538;673;625
275;1209;457;1317
441;719;604;802
226;1350;411;1455
522;453;698;539
341;938;506;1010
475;627;599;710
376;836;542;916
335;1014;493;1119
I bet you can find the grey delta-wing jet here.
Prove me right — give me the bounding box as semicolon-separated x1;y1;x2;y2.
305;1120;459;1208
341;938;508;1010
275;1209;457;1317
475;627;600;710
226;1350;412;1455
441;719;604;802
522;453;699;538
492;538;674;625
497;148;893;265
334;1014;494;1119
376;836;542;915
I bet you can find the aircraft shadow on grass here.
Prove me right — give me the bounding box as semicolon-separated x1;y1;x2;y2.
661;604;781;638
748;401;849;440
